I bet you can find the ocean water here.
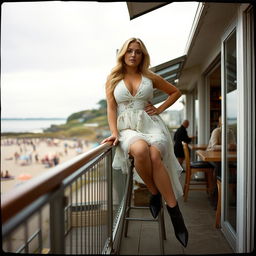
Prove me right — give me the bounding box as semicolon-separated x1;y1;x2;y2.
1;118;66;133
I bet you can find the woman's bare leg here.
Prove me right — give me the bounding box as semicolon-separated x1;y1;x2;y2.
129;140;158;195
149;146;177;207
149;147;188;248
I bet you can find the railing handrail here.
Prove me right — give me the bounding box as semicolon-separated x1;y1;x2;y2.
1;142;113;223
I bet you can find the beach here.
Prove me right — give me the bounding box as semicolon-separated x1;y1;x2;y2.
1;137;93;195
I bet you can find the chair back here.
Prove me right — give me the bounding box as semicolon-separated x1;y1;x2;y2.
182;142;191;172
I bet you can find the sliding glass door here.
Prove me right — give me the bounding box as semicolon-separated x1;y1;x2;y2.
221;28;237;248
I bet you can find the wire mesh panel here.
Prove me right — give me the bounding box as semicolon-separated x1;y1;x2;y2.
2;203;50;254
2;144;114;255
64;151;109;254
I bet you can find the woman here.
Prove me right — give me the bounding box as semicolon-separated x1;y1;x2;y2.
101;38;188;247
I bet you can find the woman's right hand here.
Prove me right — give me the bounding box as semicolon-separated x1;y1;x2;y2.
101;133;119;146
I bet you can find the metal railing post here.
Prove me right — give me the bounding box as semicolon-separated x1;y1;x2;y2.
50;185;65;254
106;149;113;253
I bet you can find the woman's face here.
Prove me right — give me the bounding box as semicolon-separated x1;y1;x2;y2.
124;42;143;69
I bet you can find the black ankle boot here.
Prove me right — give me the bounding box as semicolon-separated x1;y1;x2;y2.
149;192;162;218
166;203;188;247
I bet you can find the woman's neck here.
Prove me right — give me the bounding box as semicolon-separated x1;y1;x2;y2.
125;66;140;75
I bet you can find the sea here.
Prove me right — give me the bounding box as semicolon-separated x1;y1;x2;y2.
1;118;66;133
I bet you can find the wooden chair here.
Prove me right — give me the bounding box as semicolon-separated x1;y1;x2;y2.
182;142;214;202
215;167;236;228
215;176;222;228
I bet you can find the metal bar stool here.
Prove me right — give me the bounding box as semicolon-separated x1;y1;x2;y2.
117;159;166;254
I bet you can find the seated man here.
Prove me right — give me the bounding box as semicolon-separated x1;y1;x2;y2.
207;116;236;151
207;116;236;209
174;120;195;165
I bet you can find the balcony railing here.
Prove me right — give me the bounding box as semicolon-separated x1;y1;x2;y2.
1;142;127;254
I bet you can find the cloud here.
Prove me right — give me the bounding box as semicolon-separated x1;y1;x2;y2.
1;67;107;118
1;1;198;118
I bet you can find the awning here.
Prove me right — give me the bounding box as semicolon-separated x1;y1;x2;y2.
150;55;186;104
126;2;170;20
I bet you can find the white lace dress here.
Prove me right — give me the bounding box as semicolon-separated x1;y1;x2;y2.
112;75;183;199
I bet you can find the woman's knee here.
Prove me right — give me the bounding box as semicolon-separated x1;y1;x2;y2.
129;140;150;160
150;146;162;167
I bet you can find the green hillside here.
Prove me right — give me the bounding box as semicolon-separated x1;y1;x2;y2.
2;100;110;141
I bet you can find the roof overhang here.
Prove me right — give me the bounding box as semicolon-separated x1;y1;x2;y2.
178;2;240;91
150;55;186;104
126;2;170;20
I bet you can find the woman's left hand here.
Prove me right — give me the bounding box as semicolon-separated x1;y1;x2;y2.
144;102;159;116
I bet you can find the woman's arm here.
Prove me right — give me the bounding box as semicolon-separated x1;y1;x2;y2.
145;73;181;115
101;80;119;145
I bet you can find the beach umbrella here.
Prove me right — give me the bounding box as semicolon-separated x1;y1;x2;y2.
17;173;32;180
20;155;29;161
53;139;59;145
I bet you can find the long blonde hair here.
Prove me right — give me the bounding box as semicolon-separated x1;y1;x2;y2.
106;38;155;93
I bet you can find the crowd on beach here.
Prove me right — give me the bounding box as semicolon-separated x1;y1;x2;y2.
1;137;92;181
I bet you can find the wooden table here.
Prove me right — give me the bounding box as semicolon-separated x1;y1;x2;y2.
196;150;237;213
188;144;208;161
196;150;237;162
188;144;208;150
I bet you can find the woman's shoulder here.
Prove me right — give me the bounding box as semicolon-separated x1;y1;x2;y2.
143;71;158;83
143;71;164;86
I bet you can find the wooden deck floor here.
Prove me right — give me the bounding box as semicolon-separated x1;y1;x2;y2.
119;172;234;255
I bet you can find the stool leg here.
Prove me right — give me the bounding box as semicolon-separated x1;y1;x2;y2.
124;171;134;237
116;167;133;254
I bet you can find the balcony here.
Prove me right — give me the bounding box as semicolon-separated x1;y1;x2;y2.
1;143;233;254
119;173;233;255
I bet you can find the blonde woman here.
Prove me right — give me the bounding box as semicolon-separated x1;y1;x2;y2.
101;38;188;247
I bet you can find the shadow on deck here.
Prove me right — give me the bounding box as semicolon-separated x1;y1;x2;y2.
119;172;234;255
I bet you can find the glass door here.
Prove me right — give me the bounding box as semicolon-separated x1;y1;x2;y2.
222;28;237;246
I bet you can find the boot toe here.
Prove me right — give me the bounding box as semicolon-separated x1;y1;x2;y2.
149;193;162;218
176;230;188;247
149;206;159;219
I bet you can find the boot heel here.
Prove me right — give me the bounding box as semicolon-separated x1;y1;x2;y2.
166;203;188;247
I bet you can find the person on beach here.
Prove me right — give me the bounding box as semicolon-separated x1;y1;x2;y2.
4;170;11;178
101;38;188;247
14;152;20;163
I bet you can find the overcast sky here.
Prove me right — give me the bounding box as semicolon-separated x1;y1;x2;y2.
1;1;198;118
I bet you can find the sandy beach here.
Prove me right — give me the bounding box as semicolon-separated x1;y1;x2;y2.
1;137;94;195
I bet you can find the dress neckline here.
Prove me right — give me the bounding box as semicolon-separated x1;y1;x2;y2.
122;75;143;97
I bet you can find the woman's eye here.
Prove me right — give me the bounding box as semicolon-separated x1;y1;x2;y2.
127;49;142;55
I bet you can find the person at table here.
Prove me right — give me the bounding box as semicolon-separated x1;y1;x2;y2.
207;116;236;151
206;116;236;208
173;120;195;165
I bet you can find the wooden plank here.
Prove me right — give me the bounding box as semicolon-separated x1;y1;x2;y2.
196;150;237;162
188;144;208;150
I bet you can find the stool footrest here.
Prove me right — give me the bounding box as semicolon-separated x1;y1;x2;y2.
129;206;149;210
125;217;157;222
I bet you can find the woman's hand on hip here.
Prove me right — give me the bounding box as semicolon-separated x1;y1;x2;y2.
144;102;159;115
